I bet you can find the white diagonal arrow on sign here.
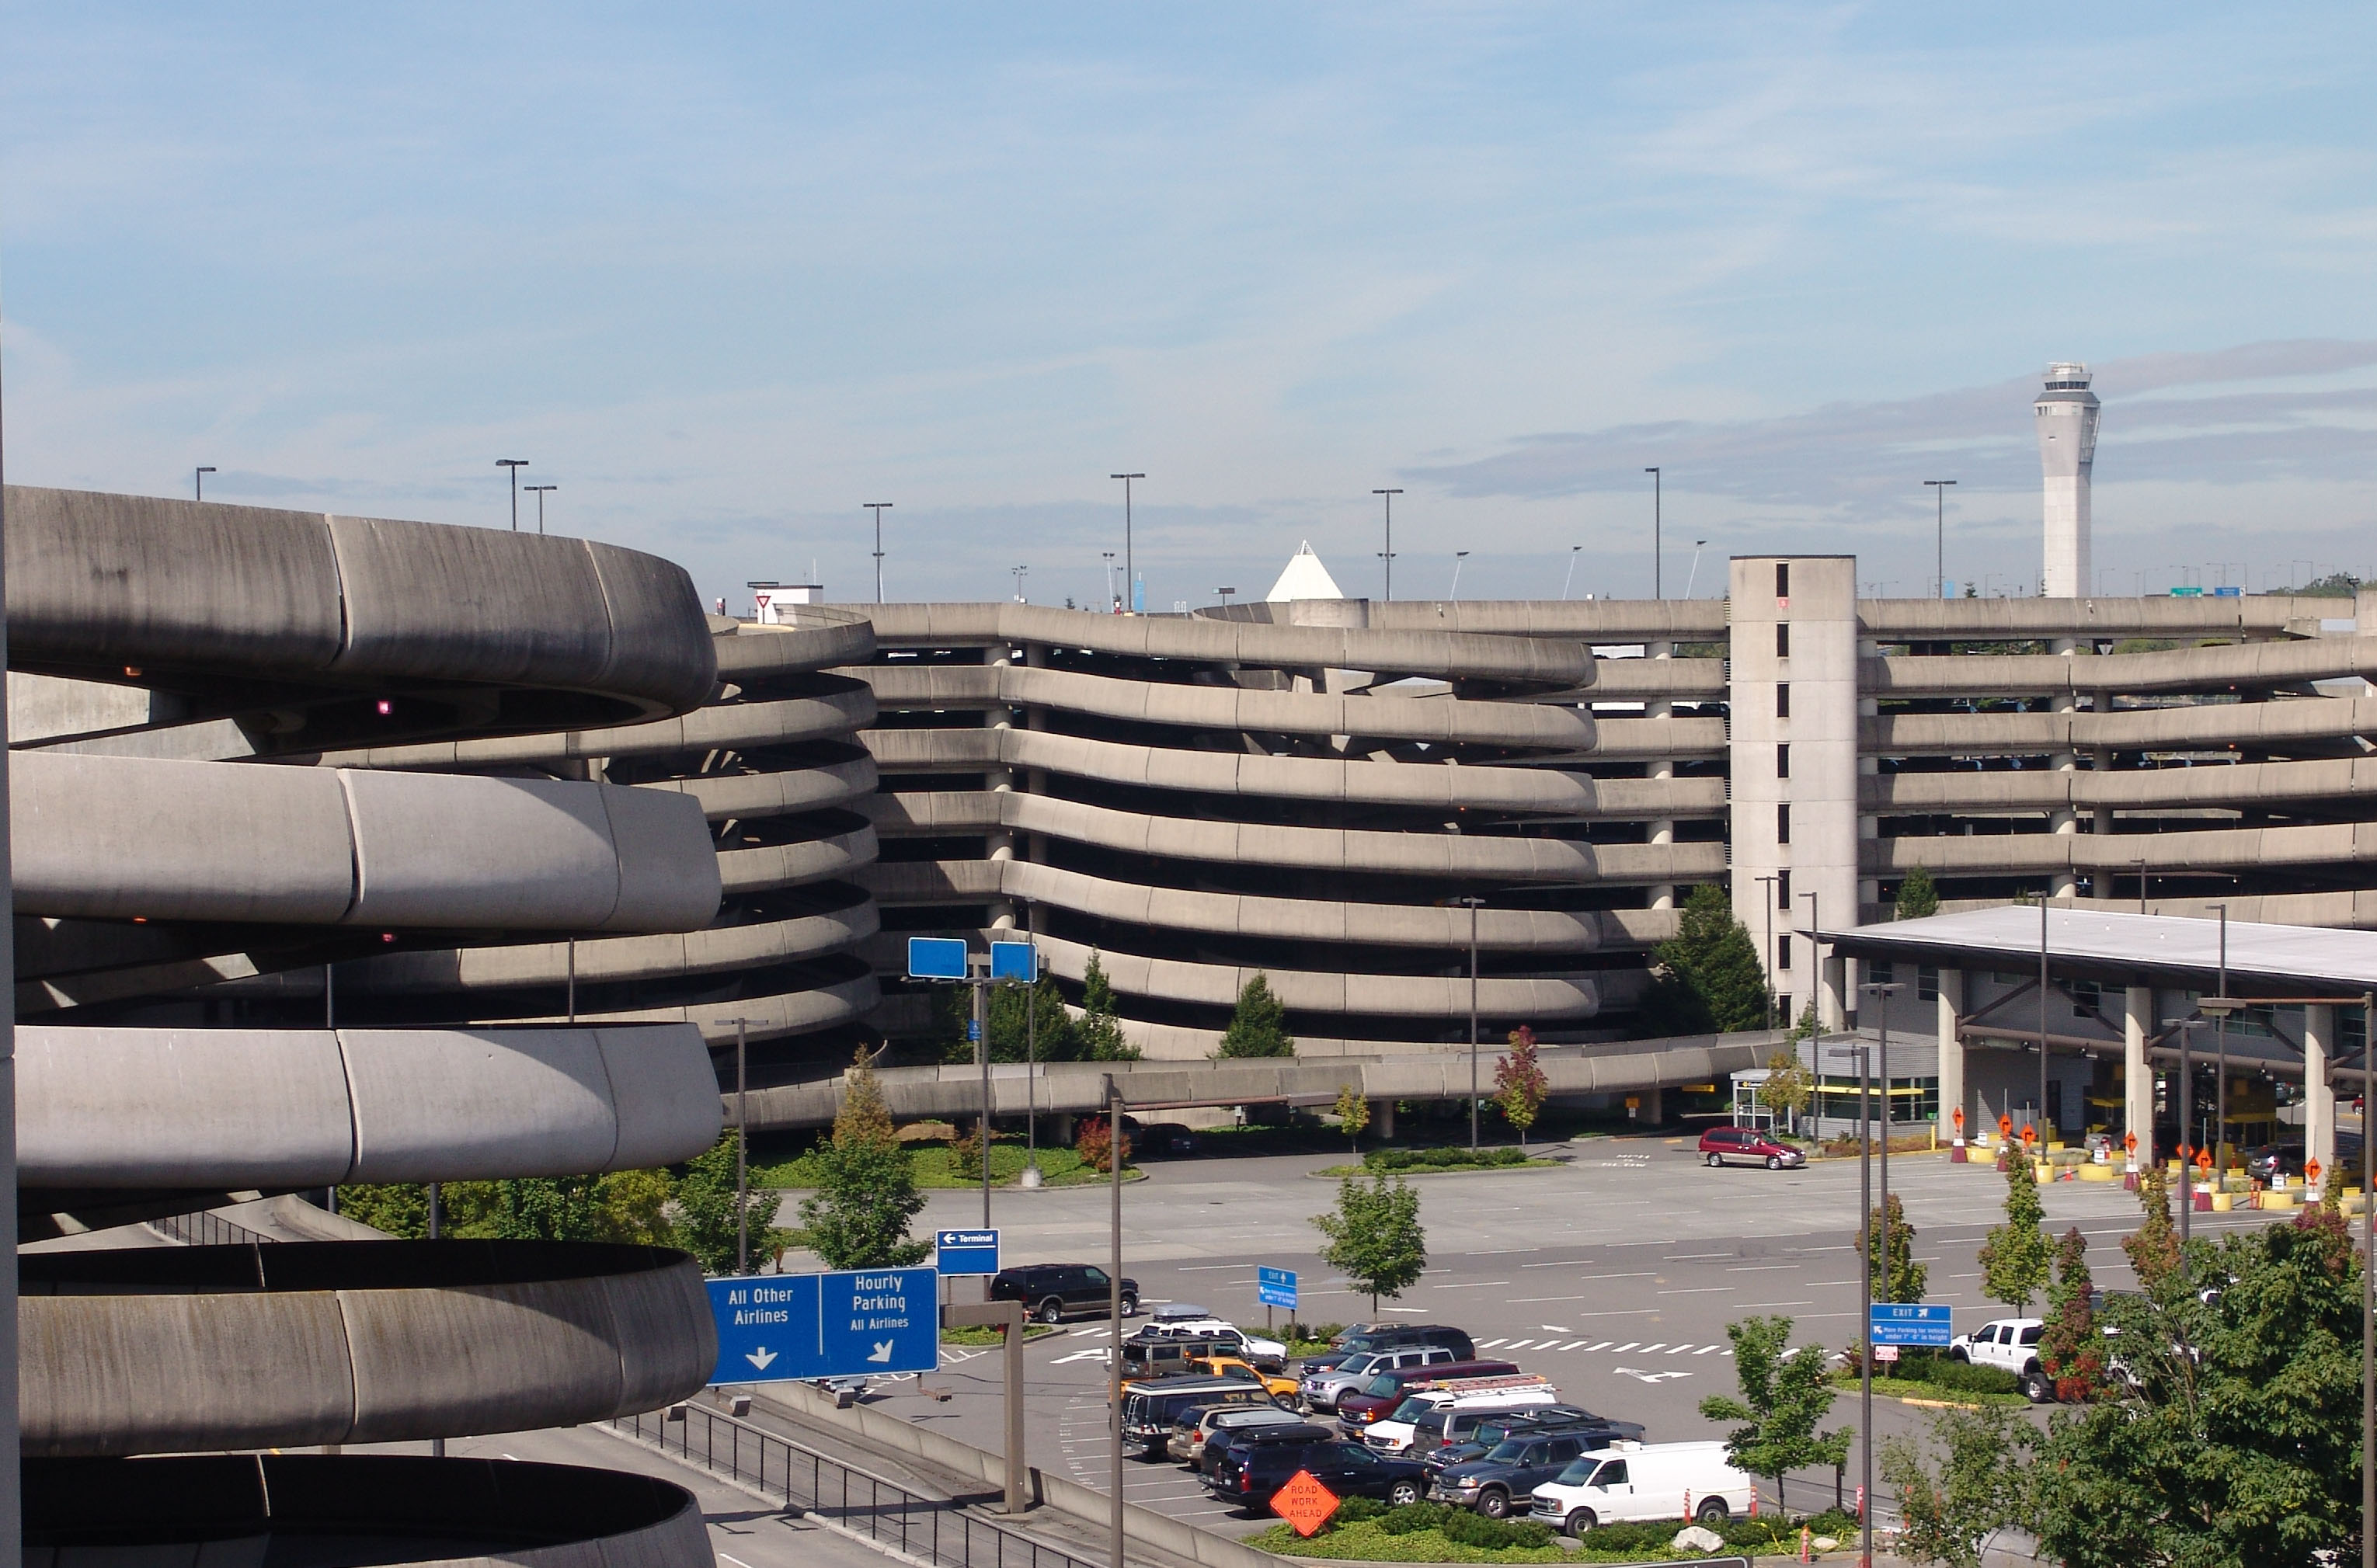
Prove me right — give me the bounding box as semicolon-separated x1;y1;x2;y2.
747;1347;779;1371
868;1340;895;1363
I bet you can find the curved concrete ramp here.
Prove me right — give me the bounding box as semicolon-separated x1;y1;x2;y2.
22;1243;715;1456
26;1454;710;1567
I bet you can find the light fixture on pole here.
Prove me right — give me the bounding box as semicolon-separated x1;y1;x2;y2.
1110;474;1144;612
865;502;893;603
524;484;556;535
1561;545;1582;601
1924;480;1958;598
1644;467;1662;598
1454;895;1486;1149
496;460;529;530
1011;565;1029;603
194;465;216;502
1684;540;1709;597
1450;551;1470;600
1373;488;1403;601
1101;551;1117;613
1104;1072;1127;1568
717;1017;761;1274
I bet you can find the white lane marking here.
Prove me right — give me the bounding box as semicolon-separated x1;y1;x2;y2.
1663;1344;1696;1354
1663;1253;1733;1260
1637;1343;1667;1353
503;1453;520;1461
1608;1342;1640;1353
1177;1262;1257;1271
1694;1345;1724;1355
1475;1338;1508;1348
1558;1340;1590;1351
1657;1286;1734;1295
1611;1366;1693;1384
1432;1280;1514;1288
1733;1301;1815;1309
1540;1325;1571;1333
1724;1264;1801;1272
720;1556;756;1568
1509;1301;1660;1312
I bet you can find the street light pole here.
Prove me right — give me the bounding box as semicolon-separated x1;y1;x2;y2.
497;460;529;530
865;503;893;603
1105;1073;1126;1568
1110;475;1144;612
1011;565;1028;603
1373;488;1403;601
1457;897;1485;1149
2212;903;2229;1173
1450;551;1470;600
1561;545;1582;601
1754;875;1779;1031
195;465;216;501
1924;480;1957;598
718;1017;760;1274
1644;468;1662;598
525;484;555;535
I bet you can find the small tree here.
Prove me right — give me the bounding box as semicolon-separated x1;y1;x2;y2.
1858;1191;1927;1306
1312;1173;1426;1315
1756;1048;1812;1134
1880;1406;2036;1568
1977;1156;2052;1312
1698;1314;1850;1515
2122;1162;2180;1289
1215;972;1293;1058
1788;999;1822;1041
1492;1026;1550;1147
1894;867;1941;922
1077;1113;1131;1173
491;1176;607;1242
2038;1226;2103;1401
1332;1083;1371;1156
797;1045;932;1271
1077;952;1140;1061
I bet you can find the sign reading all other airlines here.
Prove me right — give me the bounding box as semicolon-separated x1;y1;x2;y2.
706;1268;940;1384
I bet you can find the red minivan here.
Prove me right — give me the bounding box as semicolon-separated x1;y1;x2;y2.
1697;1125;1805;1170
1335;1360;1522;1427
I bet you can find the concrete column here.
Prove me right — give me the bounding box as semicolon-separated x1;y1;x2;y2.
1370;1099;1396;1140
985;644;1017;928
1631;1086;1665;1125
2124;986;2154;1172
1938;968;1966;1153
2305;1003;2337;1188
1648;642;1676;911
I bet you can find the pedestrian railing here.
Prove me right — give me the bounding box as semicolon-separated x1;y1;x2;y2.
611;1399;1101;1568
150;1208;277;1246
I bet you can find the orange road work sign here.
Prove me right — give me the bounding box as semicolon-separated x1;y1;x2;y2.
1271;1470;1342;1537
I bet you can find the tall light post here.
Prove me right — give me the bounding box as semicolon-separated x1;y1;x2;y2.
1101;551;1117;613
1105;1072;1127;1568
1799;889;1822;1031
1561;545;1582;601
1011;565;1029;603
718;1017;761;1274
1684;539;1709;597
1450;551;1470;600
194;465;216;502
1644;467;1662;598
1753;874;1780;1032
1374;488;1403;601
1456;895;1485;1149
1924;479;1957;598
865;502;893;603
524;483;555;535
1110;474;1144;613
497;460;529;530
2210;904;2229;1173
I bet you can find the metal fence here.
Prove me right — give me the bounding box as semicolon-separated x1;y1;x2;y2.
613;1400;1100;1568
150;1208;276;1246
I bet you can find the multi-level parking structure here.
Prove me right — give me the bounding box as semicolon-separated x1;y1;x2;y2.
8;488;726;1563
311;604;883;1086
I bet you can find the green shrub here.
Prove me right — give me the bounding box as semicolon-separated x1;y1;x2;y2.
1887;1349;2022;1395
1439;1511;1554;1549
1332;1497;1387;1525
1377;1501;1455;1535
1364;1146;1527;1172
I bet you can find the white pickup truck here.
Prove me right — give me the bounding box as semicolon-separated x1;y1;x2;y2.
1947;1317;2052;1402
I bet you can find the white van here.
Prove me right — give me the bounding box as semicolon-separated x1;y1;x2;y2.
1359;1377;1558;1453
1528;1441;1755;1535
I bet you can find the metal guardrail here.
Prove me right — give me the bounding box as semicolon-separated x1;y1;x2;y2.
150;1208;277;1246
613;1401;1101;1568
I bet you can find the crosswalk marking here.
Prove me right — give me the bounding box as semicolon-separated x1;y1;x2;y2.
1476;1337;1508;1348
1559;1340;1589;1351
1694;1344;1723;1354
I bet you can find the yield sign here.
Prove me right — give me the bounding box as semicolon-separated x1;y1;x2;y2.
1271;1469;1341;1537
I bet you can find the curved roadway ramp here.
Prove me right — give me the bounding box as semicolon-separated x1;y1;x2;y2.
7;488;729;1564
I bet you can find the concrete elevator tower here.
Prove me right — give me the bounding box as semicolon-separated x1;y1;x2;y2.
2035;362;2100;598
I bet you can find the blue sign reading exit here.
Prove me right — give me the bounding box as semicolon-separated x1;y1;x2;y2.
1257;1266;1298;1310
708;1268;941;1384
1868;1303;1953;1347
936;1229;1000;1276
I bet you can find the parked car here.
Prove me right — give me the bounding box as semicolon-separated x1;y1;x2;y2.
1136;1122;1200;1156
1185;1354;1299;1399
1177;1403;1307;1469
1300;1323;1477;1376
1123;1320;1289;1375
1434;1429;1617;1518
1335;1360;1523;1428
1947;1317;2052;1402
1359;1377;1560;1454
2243;1135;2363;1183
1697;1125;1806;1170
1204;1427;1429;1513
1299;1344;1460;1414
1529;1441;1754;1535
989;1263;1139;1324
1417;1407;1648;1470
1119;1375;1281;1459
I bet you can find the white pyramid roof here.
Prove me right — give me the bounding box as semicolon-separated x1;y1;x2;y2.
1265;541;1345;603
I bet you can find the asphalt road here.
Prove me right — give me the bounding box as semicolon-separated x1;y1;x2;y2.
777;1133;2299;1535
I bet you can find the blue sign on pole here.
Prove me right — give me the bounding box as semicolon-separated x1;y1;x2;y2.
1868;1303;1954;1347
907;937;969;980
708;1268;940;1385
989;940;1039;982
936;1229;1000;1276
1257;1266;1298;1310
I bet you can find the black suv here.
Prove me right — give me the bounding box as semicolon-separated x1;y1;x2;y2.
989;1263;1139;1324
1432;1430;1608;1518
1302;1323;1475;1375
1205;1427;1429;1512
1419;1409;1646;1472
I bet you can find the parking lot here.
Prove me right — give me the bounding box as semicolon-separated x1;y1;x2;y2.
780;1133;2298;1534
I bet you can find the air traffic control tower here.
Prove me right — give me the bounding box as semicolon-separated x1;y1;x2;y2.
2036;360;2100;598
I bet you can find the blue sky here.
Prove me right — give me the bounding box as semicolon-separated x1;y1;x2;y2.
4;4;2372;610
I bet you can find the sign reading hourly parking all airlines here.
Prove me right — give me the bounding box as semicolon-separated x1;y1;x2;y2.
706;1268;940;1385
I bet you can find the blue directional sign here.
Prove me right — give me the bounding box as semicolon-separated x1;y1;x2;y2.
1257;1266;1298;1310
708;1267;940;1384
1868;1303;1954;1347
989;940;1039;982
935;1229;1000;1276
907;937;968;980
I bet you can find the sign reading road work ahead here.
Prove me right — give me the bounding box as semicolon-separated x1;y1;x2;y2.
706;1268;940;1385
935;1229;1000;1276
1257;1266;1298;1310
1867;1302;1954;1347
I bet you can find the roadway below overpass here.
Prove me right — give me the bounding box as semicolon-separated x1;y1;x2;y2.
737;1029;1787;1132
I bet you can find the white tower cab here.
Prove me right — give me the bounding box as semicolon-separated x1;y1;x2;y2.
2034;362;2100;599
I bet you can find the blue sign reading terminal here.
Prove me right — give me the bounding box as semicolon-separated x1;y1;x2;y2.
907;937;968;980
708;1268;941;1384
1257;1266;1298;1310
1867;1303;1953;1347
936;1229;1000;1276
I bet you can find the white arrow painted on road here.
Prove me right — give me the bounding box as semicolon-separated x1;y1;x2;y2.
1049;1347;1112;1366
746;1347;779;1371
1611;1366;1693;1384
868;1340;895;1363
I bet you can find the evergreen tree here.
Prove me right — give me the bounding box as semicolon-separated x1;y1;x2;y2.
1312;1173;1426;1314
1978;1156;2052;1311
2121;1162;2180;1289
2038;1226;2102;1399
1858;1191;1927;1304
798;1045;932;1271
1698;1315;1851;1516
1078;951;1139;1060
1641;885;1772;1037
1894;867;1941;921
1215;972;1293;1058
1493;1025;1550;1147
